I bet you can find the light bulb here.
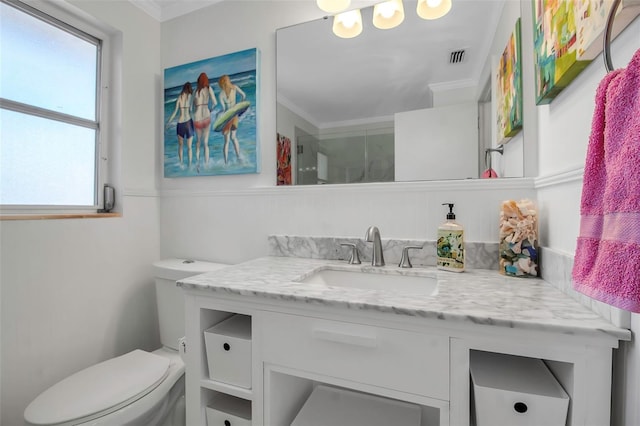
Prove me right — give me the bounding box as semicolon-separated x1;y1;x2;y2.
333;9;363;38
416;0;451;20
340;10;358;28
377;1;397;18
372;0;405;30
317;0;350;13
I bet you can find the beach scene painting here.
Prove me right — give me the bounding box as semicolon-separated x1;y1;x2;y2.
164;48;259;177
496;18;523;143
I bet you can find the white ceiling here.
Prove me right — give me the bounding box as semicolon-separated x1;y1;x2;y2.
132;0;506;127
129;0;222;22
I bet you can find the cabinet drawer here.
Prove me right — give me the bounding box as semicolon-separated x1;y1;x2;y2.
261;312;449;399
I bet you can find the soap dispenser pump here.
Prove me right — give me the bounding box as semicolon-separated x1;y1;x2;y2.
437;203;465;272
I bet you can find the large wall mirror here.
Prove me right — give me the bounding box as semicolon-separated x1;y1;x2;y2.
276;0;525;185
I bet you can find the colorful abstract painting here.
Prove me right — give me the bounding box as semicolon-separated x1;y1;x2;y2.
530;0;640;104
163;48;259;177
496;18;523;143
532;1;589;104
277;133;292;185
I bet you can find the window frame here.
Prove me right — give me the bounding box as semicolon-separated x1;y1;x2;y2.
0;0;113;216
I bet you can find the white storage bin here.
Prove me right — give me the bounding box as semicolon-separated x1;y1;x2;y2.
204;314;252;388
206;393;251;426
291;385;421;426
470;351;569;426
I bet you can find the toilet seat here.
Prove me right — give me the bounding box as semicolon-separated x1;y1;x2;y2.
24;349;170;425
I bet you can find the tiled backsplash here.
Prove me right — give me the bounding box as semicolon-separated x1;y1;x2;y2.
267;235;629;328
267;235;499;270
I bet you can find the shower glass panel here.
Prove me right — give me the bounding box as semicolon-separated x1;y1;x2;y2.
296;127;394;185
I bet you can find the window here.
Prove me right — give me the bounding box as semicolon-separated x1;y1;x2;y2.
0;0;104;210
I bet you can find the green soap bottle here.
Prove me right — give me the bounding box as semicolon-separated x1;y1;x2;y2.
437;203;465;272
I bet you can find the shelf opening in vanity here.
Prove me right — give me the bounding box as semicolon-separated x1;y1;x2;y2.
468;350;573;426
198;308;254;402
265;368;443;426
203;389;252;426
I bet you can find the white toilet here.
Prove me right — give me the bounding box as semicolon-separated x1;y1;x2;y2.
24;259;228;426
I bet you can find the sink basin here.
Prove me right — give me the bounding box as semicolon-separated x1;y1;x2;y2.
298;269;438;296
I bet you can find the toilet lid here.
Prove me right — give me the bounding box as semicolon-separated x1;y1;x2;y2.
24;349;170;425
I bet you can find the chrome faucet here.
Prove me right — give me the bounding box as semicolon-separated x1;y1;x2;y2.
364;226;385;266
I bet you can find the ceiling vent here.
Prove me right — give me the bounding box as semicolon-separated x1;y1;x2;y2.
449;49;466;64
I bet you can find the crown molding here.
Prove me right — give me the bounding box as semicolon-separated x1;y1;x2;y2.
127;0;223;22
129;0;162;21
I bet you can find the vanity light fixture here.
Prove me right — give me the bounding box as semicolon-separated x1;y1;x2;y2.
329;0;452;38
416;0;452;20
372;0;405;30
317;0;350;14
332;9;363;38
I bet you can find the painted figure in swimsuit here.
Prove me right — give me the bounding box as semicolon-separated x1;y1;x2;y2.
166;82;194;167
193;73;217;167
218;74;246;165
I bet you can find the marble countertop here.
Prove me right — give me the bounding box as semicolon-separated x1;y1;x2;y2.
178;256;631;341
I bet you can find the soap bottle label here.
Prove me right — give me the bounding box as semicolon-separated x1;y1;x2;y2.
437;230;464;270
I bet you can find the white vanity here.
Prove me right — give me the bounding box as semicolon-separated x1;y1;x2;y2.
179;256;630;426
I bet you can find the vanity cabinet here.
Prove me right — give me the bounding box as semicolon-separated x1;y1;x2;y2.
260;311;449;399
183;289;620;426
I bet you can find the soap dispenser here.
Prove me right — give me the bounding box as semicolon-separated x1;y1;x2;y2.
437;203;465;272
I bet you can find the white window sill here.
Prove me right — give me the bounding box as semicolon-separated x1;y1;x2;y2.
0;212;121;221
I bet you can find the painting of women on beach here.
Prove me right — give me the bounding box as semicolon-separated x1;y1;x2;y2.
164;48;259;177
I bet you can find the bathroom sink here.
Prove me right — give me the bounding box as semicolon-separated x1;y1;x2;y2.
298;269;438;296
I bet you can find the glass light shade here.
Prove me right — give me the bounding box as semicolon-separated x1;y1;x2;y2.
372;0;405;30
317;0;350;13
416;0;452;20
332;9;363;38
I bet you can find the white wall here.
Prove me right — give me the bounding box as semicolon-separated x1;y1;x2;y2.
430;82;476;107
0;2;162;424
479;0;530;178
395;103;478;181
535;16;640;425
276;102;318;145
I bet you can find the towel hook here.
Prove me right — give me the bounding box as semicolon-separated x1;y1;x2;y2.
485;146;504;156
484;145;504;170
603;0;622;72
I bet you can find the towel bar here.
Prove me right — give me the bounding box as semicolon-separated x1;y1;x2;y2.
604;0;622;72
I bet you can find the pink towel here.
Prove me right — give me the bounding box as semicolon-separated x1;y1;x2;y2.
481;168;499;178
572;48;640;313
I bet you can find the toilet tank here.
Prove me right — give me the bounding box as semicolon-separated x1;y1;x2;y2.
153;259;229;350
